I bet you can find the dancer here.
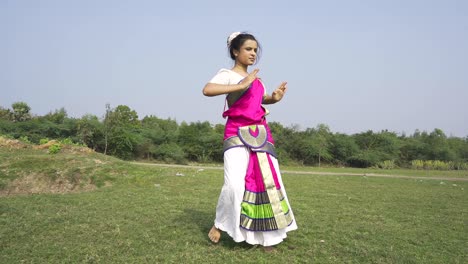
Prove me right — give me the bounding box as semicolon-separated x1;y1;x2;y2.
203;32;297;248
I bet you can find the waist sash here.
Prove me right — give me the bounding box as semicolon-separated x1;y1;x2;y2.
223;124;277;157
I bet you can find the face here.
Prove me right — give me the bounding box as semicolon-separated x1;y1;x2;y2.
234;39;258;66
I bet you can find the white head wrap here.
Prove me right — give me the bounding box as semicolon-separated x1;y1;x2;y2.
227;31;242;47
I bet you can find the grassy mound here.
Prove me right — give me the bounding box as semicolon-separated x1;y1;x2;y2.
0;136;123;196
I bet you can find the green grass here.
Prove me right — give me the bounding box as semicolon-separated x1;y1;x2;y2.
280;165;468;179
1;146;467;263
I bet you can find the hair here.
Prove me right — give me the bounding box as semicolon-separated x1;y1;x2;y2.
227;33;262;62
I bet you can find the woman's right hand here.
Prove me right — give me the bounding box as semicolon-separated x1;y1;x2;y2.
239;69;259;90
202;69;260;97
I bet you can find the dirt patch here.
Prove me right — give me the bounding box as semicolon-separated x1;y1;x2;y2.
62;145;95;155
0;173;98;197
0;137;29;149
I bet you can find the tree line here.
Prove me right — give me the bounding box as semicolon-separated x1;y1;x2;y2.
1;102;467;170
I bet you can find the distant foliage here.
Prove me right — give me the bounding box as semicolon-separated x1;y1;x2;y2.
1;102;467;169
411;160;468;170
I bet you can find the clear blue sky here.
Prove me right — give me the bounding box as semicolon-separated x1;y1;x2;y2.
1;0;467;137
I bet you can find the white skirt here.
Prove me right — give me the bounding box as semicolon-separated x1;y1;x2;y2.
214;147;298;246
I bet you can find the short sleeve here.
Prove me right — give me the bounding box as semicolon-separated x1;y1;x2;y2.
209;69;232;85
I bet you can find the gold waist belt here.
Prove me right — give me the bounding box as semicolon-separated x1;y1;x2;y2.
223;136;277;158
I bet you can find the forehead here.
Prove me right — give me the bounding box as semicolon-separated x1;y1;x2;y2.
241;39;258;48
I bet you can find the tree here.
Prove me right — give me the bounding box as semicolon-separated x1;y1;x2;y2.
76;114;104;150
150;142;187;164
279;125;313;165
178;121;222;162
268;122;295;164
103;104;141;159
349;130;401;167
424;129;456;161
44;107;67;124
0;106;12;121
329;133;359;166
137;115;182;160
111;105;140;127
11;102;31;122
399;136;425;165
140;115;178;145
312;124;332;167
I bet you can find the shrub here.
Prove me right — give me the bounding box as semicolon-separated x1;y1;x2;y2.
432;160;450;170
375;160;396;169
347;152;381;168
411;160;425;170
411;160;468;170
59;137;86;147
454;162;468;170
0;134;14;139
60;138;74;145
19;136;31;144
48;143;61;154
39;138;49;145
150;143;187;164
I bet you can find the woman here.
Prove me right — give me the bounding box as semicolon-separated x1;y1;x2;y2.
202;32;297;248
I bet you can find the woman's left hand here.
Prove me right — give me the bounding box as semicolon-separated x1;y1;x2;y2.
271;82;288;102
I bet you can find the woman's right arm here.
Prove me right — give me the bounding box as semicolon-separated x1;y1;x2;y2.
202;69;259;97
202;83;246;97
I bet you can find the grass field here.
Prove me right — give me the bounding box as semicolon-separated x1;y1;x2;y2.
1;143;467;263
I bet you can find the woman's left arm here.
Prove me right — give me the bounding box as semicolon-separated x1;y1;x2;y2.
263;82;288;104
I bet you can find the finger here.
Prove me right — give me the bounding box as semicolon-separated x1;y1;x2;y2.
251;69;260;76
278;82;287;90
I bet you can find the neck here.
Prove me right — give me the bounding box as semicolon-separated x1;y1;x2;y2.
232;63;248;75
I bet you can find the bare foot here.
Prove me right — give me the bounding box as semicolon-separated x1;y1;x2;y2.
208;226;221;243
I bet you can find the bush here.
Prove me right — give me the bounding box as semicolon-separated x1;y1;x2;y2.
48;144;61;154
411;160;468;170
347;152;381;168
150;143;187;164
411;160;424;170
454;162;468;170
375;160;396;169
0;134;13;139
432;160;450;170
59;137;85;146
39;138;49;145
19;136;31;144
